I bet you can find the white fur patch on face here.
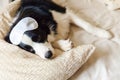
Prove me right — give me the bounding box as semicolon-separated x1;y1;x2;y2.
10;17;38;45
21;35;54;59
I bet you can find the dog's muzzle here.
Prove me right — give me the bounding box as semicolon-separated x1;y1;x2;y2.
21;34;54;59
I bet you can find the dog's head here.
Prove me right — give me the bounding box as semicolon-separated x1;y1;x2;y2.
6;0;66;59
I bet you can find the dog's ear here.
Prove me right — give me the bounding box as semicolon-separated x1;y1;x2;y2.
21;0;43;7
21;0;51;6
21;0;66;13
42;0;66;13
9;17;38;45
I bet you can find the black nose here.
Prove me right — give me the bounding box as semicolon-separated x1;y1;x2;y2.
45;51;53;59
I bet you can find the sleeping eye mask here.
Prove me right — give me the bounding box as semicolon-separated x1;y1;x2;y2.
10;17;38;45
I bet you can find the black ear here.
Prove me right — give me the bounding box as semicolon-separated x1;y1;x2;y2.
21;0;52;6
21;0;66;13
43;0;66;13
21;0;38;6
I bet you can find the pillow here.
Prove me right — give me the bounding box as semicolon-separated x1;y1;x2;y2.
0;0;95;80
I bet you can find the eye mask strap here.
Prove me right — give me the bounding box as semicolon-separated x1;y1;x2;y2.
10;17;38;45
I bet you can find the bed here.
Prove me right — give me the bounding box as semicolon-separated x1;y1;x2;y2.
68;0;120;80
0;0;120;80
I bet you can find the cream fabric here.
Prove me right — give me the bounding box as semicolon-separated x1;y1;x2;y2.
100;0;120;10
0;40;95;80
60;0;120;80
0;0;9;10
0;0;95;80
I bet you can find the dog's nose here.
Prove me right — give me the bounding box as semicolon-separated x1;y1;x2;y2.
45;51;53;59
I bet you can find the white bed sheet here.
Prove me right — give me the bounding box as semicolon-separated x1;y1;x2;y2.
67;0;120;80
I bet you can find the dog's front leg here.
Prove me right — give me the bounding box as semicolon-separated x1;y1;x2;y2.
52;39;72;52
67;9;112;39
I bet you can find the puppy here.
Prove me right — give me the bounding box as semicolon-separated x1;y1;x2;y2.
5;0;112;59
5;0;66;59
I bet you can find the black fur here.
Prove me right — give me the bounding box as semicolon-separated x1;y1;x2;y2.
18;42;35;53
21;0;66;13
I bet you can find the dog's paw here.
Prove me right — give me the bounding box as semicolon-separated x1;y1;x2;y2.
57;39;72;51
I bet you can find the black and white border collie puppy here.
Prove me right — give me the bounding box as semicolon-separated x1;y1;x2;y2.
5;0;112;59
5;0;67;59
